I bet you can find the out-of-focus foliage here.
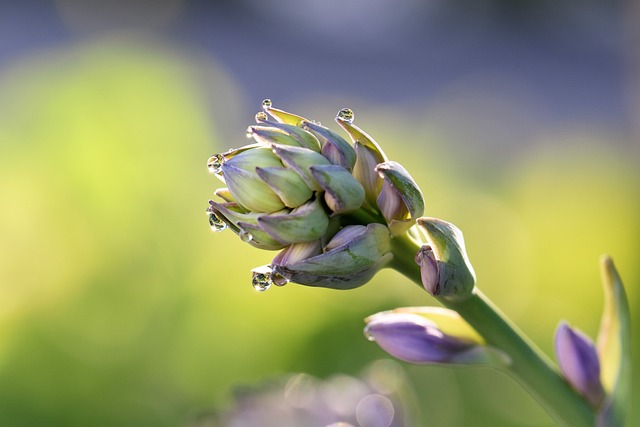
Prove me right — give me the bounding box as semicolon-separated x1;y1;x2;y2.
0;39;637;427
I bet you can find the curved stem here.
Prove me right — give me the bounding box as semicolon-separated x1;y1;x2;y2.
390;234;595;427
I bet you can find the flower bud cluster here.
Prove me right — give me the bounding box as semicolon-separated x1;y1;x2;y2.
206;100;425;290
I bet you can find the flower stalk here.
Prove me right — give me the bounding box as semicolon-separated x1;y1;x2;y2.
390;232;595;426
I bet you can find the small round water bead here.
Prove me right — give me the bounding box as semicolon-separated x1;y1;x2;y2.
336;108;354;124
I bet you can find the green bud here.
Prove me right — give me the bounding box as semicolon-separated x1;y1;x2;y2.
247;125;303;148
262;99;308;125
336;112;388;206
415;218;476;300
375;161;425;236
207;201;287;250
272;223;392;289
271;144;332;192
222;164;286;213
214;187;234;203
257;197;329;244
255;166;313;208
259;120;321;152
309;165;365;215
302;121;357;170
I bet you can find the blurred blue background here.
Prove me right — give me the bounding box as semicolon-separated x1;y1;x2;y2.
0;1;638;426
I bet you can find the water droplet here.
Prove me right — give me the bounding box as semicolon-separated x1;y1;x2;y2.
239;230;253;243
262;99;272;109
245;126;255;139
207;154;224;174
255;111;268;122
208;211;227;232
364;329;376;341
271;267;290;286
336;108;354;124
252;271;272;292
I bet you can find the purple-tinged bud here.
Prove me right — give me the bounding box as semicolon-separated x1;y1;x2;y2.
415;245;439;295
207;200;286;250
257;120;321;152
302;121;357;170
272;223;392;290
554;322;605;408
309;165;365;215
271;144;332;192
272;240;323;266
257;197;329;244
221;147;286;213
364;309;509;366
335;109;388;206
262;99;308;125
415;218;476;300
247;125;303;148
255;166;312;208
375;161;424;236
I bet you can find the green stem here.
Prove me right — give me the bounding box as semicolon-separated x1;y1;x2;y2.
390;234;595;426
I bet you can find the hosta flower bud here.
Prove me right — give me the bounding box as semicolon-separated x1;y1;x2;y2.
415;217;476;300
336;109;388;206
309;165;365;215
272;223;393;289
221;147;288;213
375;161;424;236
207;100;425;291
364;307;510;366
554;322;605;407
302;121;357;170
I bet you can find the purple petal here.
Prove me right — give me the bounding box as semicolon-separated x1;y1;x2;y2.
554;322;605;407
414;245;439;295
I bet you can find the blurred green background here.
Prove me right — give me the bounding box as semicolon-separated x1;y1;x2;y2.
0;2;639;426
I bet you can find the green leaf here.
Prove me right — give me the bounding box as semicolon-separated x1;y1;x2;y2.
596;256;631;426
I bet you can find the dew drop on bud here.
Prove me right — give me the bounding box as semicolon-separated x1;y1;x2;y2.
255;111;268;122
262;99;272;109
251;265;274;292
208;211;227;232
239;230;253;243
245;126;255;139
336;108;354;124
271;267;290;286
252;272;272;292
207;154;224;174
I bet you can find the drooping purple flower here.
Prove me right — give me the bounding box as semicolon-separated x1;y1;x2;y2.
554;322;605;407
364;312;476;364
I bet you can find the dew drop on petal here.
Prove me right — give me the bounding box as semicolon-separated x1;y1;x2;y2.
207;154;225;174
364;329;376;342
252;271;272;292
245;126;254;139
336;108;354;124
262;99;272;109
208;211;227;232
255;111;268;122
239;230;253;243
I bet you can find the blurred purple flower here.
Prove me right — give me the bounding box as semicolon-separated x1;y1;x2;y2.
189;361;415;427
